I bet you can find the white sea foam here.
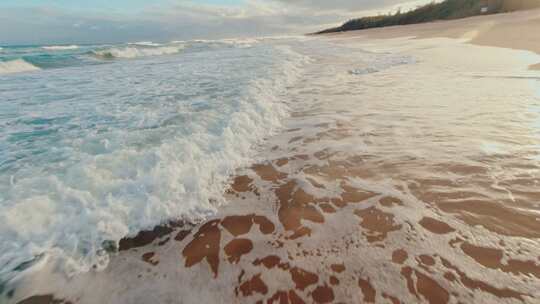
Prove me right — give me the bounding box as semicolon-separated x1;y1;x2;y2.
128;41;163;47
349;54;416;75
219;38;260;48
42;45;79;51
0;59;40;75
92;45;184;59
0;43;311;281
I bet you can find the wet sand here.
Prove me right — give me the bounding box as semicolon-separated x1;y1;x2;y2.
10;9;540;304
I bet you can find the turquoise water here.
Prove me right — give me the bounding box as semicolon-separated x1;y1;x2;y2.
0;40;267;72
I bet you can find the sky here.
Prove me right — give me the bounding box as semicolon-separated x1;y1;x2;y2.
0;0;432;45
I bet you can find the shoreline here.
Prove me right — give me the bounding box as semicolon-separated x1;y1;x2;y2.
9;10;540;304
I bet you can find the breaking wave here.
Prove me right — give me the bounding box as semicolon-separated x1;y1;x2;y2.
42;45;80;51
0;42;311;281
92;45;185;59
0;59;41;75
128;41;163;47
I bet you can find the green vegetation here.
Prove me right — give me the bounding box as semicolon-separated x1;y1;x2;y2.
317;0;504;34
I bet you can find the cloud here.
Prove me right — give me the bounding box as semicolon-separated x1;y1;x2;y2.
276;0;408;10
0;6;168;45
0;0;431;45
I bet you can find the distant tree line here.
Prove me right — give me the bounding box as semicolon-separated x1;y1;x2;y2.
316;0;505;34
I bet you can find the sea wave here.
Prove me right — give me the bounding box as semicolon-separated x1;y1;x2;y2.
0;43;311;281
0;59;41;75
42;45;80;51
92;45;184;59
128;41;163;47
219;38;260;48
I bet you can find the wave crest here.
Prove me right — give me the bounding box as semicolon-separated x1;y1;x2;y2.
128;41;163;47
42;45;79;51
0;59;41;75
92;46;184;59
0;43;311;281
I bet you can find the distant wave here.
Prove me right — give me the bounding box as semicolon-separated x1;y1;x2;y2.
42;45;80;51
0;59;41;75
187;38;259;49
128;41;162;47
92;45;184;59
219;38;259;48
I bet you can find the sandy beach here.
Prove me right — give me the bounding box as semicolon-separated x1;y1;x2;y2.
327;8;540;70
10;8;540;304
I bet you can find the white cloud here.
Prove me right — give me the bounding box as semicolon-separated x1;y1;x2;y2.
0;0;432;45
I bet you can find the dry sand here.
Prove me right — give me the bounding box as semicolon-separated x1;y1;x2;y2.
328;8;540;69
